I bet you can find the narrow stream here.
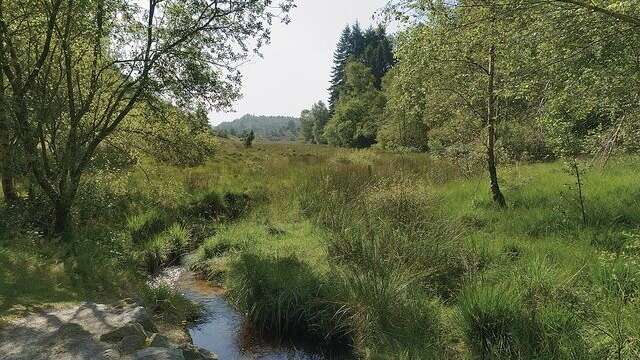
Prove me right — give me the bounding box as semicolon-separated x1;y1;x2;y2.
153;267;324;360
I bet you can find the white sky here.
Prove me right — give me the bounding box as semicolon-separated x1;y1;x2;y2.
210;0;390;125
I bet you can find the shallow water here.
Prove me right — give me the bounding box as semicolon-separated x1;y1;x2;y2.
154;267;324;360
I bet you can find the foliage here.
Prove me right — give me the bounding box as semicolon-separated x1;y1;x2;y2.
328;24;394;113
216;114;300;141
243;130;255;148
324;62;386;148
300;101;330;144
0;0;293;233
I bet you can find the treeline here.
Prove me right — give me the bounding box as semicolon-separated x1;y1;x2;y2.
216;114;300;141
302;1;639;206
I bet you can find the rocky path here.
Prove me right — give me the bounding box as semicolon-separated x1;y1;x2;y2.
0;302;217;360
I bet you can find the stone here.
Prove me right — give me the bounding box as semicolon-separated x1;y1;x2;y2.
100;322;147;343
102;348;121;359
134;347;185;360
148;333;173;348
181;344;219;360
119;334;147;354
130;306;159;333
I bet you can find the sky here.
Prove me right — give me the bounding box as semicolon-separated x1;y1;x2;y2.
210;0;390;125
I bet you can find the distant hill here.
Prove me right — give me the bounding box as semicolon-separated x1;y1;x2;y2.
215;114;300;141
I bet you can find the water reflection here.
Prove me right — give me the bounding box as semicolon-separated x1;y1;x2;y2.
158;267;324;360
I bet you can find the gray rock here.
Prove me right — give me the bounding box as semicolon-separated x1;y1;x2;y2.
100;322;147;343
130;306;159;333
134;347;185;360
148;333;173;348
119;334;147;354
102;348;122;359
181;344;218;360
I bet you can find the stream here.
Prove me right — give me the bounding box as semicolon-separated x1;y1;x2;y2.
152;267;324;360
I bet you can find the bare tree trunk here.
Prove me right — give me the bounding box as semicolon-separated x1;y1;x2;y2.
0;74;18;204
53;197;71;235
487;44;506;208
0;120;18;203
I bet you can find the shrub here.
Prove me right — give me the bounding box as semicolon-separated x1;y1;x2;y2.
182;190;252;222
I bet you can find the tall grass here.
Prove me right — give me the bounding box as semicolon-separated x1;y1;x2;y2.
4;140;640;359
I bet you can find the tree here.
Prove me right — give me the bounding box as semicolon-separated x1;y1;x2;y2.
377;65;429;152
324;62;385;148
191;105;212;133
244;130;255;148
300;101;330;144
547;0;639;26
300;109;315;142
0;60;18;203
382;0;546;207
328;26;353;114
328;23;395;113
0;0;293;234
311;101;330;144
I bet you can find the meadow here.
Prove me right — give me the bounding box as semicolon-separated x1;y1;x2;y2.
1;140;639;359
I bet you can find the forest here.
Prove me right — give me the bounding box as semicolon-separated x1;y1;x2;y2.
1;0;640;359
215;114;300;141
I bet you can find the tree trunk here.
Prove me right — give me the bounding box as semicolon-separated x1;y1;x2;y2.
1;176;18;203
487;44;506;208
0;127;18;203
0;75;18;204
53;196;72;235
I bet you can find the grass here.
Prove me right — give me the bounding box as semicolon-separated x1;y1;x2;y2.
185;143;640;358
2;139;640;359
140;284;202;324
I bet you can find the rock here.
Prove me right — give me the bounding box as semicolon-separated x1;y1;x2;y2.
102;348;122;359
130;306;159;333
134;347;185;360
148;333;173;348
181;344;219;360
56;323;87;337
119;334;147;354
100;322;147;343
